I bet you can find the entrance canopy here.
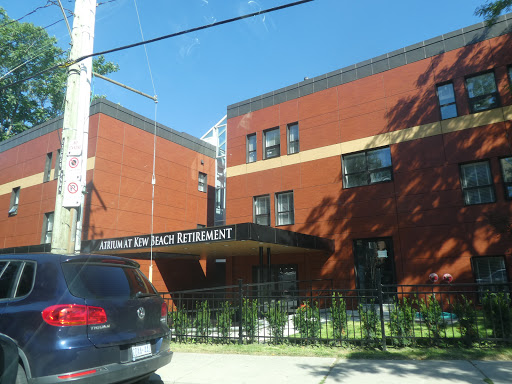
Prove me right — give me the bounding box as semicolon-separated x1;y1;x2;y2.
80;223;333;259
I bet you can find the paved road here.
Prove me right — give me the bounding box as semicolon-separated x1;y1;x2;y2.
149;353;512;384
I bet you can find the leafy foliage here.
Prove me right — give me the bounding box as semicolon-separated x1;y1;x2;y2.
169;306;190;343
388;297;416;346
216;301;235;340
475;0;512;24
264;300;288;344
482;292;512;338
193;300;211;340
358;300;380;346
293;301;321;340
330;293;347;342
418;295;446;342
241;298;259;342
0;7;119;141
452;295;479;345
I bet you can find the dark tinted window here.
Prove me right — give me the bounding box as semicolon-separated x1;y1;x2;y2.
62;263;156;299
0;261;22;299
15;262;36;298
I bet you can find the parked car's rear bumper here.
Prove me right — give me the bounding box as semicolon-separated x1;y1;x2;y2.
31;348;173;384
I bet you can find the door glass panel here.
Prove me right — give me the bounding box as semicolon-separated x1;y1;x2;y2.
353;238;396;303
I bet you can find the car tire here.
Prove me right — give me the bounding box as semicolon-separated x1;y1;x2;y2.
15;363;28;384
134;372;154;383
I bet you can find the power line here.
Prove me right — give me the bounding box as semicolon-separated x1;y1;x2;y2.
0;0;314;92
0;1;54;29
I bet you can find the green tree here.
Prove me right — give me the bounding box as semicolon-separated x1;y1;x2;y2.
0;7;119;141
475;0;512;24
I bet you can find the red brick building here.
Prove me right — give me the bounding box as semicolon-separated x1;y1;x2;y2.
3;16;512;294
224;15;512;291
0;99;217;291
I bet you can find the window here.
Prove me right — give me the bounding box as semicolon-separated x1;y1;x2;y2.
8;187;20;216
42;212;54;244
342;147;392;188
198;172;207;192
287;123;299;154
263;128;280;159
247;133;257;163
465;72;500;113
0;261;35;299
500;157;512;199
54;149;61;180
436;83;457;119
275;191;294;226
472;256;508;295
43;152;53;182
62;262;156;299
460;161;495;205
253;195;270;226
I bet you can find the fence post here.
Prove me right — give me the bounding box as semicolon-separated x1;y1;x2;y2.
377;268;387;351
238;279;243;344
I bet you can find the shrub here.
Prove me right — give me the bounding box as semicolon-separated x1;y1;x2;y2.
358;300;380;346
241;298;259;343
193;300;211;341
216;301;235;340
418;294;446;342
388;297;416;347
293;301;321;340
482;292;512;339
452;295;478;344
169;306;190;343
264;300;288;344
330;293;347;342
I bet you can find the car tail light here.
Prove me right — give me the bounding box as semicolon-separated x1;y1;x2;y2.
42;305;107;326
161;302;168;322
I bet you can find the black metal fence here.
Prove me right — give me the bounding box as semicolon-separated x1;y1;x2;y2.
160;278;512;348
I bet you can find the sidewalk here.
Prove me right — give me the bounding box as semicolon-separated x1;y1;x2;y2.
149;353;512;384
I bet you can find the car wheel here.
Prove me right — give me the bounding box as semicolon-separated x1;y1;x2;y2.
134;372;154;383
15;363;28;384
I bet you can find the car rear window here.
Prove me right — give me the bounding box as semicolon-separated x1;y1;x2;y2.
61;262;156;299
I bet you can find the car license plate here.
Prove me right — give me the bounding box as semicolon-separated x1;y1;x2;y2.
132;343;152;361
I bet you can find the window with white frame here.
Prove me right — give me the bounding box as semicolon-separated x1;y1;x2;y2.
342;147;392;188
460;161;495;205
198;172;207;192
42;212;54;244
247;133;257;163
465;72;500;113
500;157;512;199
253;195;270;226
275;191;294;226
263;127;280;159
8;187;20;216
43;152;53;182
287;123;299;155
436;82;458;120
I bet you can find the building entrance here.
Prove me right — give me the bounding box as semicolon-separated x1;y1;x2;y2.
353;238;396;303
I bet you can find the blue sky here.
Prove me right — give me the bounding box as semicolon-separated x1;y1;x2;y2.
3;0;487;138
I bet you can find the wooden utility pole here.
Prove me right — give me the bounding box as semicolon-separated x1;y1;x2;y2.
51;0;96;254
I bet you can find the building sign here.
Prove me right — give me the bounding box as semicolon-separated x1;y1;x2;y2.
91;226;235;252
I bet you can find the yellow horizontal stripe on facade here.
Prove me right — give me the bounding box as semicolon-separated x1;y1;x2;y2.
226;106;512;178
0;157;96;197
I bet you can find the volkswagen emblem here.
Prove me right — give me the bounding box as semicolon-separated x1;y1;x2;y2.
137;307;145;319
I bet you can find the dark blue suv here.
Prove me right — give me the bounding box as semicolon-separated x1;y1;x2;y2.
0;254;172;384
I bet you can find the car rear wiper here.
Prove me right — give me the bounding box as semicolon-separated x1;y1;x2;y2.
135;291;158;298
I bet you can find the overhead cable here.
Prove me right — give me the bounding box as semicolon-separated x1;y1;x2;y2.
0;0;314;91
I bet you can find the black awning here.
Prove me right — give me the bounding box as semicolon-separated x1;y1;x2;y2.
80;223;333;259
